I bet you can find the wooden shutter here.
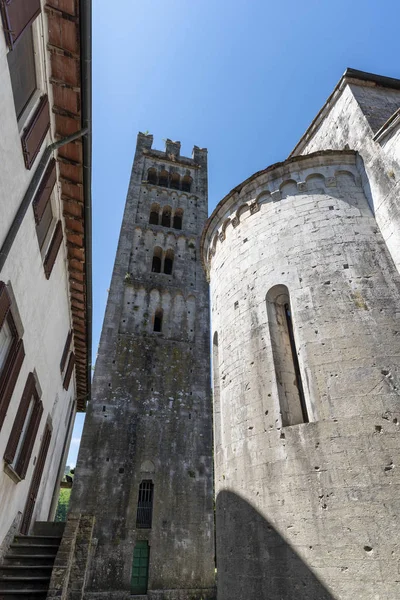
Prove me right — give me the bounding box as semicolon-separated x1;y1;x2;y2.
43;220;63;279
4;372;35;465
0;339;25;429
0;282;11;329
32;158;57;224
16;399;43;479
60;331;72;372
21;95;50;170
63;352;75;390
0;0;41;49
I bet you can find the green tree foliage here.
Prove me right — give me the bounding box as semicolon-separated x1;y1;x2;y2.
54;465;73;522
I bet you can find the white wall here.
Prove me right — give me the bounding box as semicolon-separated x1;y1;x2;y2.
0;5;77;543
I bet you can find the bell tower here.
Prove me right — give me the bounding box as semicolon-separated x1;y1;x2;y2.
70;133;215;599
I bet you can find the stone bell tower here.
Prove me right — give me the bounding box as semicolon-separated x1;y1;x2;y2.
70;133;215;599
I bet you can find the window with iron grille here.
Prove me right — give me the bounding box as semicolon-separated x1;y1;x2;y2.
136;480;154;529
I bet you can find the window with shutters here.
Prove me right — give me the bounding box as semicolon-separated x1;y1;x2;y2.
32;158;58;259
1;4;50;167
0;283;25;431
4;372;43;482
7;24;37;121
136;480;154;528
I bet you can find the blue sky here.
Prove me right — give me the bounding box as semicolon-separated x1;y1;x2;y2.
67;0;400;466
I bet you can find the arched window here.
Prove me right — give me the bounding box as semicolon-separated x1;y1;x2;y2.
153;309;163;332
213;332;222;452
149;204;160;225
161;207;171;228
151;247;162;273
173;209;183;230
266;285;308;426
147;168;157;185
158;169;169;188
170;172;180;190
164;250;174;275
181;175;192;193
136;480;154;528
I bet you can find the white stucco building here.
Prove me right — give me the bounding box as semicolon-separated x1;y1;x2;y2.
0;0;91;565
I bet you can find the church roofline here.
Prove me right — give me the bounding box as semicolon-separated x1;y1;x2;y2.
200;149;357;272
289;68;400;158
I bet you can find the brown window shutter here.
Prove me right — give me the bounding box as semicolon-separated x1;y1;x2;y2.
43;220;63;279
0;282;11;329
16;399;43;479
4;372;35;464
60;330;72;372
32;158;57;224
63;352;75;390
0;0;41;49
21;95;50;170
0;339;25;430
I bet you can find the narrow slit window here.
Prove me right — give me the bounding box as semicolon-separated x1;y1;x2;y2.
136;480;154;528
158;170;169;188
149;204;160;225
161;207;171;228
170;173;180;190
173;209;183;230
153;310;163;332
147;168;157;185
181;175;192;193
164;250;174;275
266;285;308;426
151;247;162;273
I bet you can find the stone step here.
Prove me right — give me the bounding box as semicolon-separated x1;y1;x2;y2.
13;535;62;546
0;576;50;590
8;544;59;556
0;591;47;599
0;565;54;578
32;521;65;537
3;555;57;566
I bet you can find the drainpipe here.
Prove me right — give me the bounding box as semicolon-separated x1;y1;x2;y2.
0;128;88;272
79;0;93;402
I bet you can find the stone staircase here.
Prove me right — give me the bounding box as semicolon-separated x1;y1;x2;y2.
0;522;64;599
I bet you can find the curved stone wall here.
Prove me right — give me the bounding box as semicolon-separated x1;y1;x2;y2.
202;150;400;599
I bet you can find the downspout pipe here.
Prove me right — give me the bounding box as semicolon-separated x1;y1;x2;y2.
0;128;88;272
79;0;93;405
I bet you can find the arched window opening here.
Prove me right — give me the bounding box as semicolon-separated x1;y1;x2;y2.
170;172;180;190
181;175;192;193
164;250;174;275
159;170;169;188
154;309;163;332
266;285;308;427
151;247;162;273
161;207;171;228
136;480;154;529
149;204;160;225
213;332;222;452
147;168;157;185
173;209;183;230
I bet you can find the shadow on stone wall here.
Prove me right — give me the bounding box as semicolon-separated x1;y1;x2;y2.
216;490;334;600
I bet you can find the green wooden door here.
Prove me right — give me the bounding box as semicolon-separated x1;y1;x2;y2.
131;540;150;595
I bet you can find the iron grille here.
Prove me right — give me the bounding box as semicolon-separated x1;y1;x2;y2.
136;480;153;529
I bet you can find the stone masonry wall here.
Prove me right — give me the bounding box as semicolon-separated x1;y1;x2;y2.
293;82;400;275
202;150;400;600
70;134;215;599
